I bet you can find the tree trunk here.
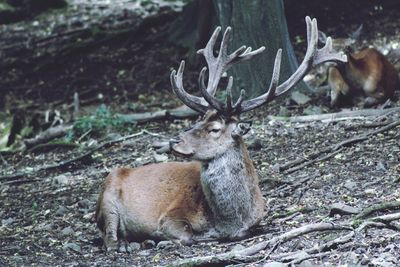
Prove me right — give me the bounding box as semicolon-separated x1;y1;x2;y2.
214;0;310;98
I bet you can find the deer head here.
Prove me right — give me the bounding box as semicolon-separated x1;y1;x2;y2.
170;17;347;161
318;24;363;53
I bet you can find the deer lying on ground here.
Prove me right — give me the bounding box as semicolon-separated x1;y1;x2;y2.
96;17;346;252
319;27;400;107
328;48;400;107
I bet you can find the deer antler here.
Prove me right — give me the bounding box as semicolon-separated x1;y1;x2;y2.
170;26;265;115
239;16;347;112
170;16;347;116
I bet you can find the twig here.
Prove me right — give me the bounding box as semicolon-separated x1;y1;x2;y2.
28;142;79;153
171;223;350;266
288;251;331;265
344;120;390;131
276;118;400;173
284;147;344;174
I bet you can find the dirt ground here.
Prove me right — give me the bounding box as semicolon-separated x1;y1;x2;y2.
1;1;400;266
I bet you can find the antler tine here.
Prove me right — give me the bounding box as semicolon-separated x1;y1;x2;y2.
170;60;208;114
225;76;236;112
239;49;282;112
232;89;246;110
198;67;207;93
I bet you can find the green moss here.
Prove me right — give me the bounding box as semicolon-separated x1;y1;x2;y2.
71;105;134;140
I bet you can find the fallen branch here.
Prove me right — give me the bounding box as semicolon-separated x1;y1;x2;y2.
269;107;400;123
0;130;149;183
171;223;350;266
24;124;73;148
370;212;400;223
117;105;198;124
355;201;400;220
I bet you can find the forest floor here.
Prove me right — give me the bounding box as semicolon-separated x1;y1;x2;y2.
1;1;400;266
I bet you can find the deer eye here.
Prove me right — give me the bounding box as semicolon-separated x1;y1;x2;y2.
208;128;220;133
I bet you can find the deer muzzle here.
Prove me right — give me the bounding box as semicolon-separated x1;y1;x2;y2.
169;138;194;158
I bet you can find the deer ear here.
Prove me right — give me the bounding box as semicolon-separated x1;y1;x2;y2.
232;122;252;138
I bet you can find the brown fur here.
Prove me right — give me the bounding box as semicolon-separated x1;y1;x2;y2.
96;162;209;249
329;48;399;107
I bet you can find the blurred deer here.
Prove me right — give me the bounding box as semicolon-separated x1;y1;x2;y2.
319;26;400;107
96;17;346;252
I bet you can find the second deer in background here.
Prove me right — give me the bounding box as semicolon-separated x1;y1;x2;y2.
319;26;400;107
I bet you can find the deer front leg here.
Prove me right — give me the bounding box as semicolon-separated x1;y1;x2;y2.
363;90;386;107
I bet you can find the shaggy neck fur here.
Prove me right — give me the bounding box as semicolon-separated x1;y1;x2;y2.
200;141;261;238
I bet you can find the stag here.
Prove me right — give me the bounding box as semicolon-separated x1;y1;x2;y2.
96;17;346;252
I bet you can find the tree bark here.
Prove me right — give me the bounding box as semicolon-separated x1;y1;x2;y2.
213;0;310;98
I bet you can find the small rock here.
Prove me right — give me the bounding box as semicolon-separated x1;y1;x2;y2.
248;138;263;150
344;181;357;190
302;105;324;115
137;250;151;256
1;217;14;226
153;152;168;163
299;260;314;267
231;244;245;252
129;242;141;251
142;239;156;249
278;106;290;117
156;240;175;249
291;91;311;105
263;262;286;267
271;163;282;173
364;188;376;195
78;199;91;209
52;174;70;186
63;242;81;253
330;203;360;216
61;226;74;236
55;206;68;216
376;161;387;171
346;251;361;266
35;223;53;231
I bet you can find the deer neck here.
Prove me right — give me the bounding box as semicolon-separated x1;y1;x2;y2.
200;140;263;238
